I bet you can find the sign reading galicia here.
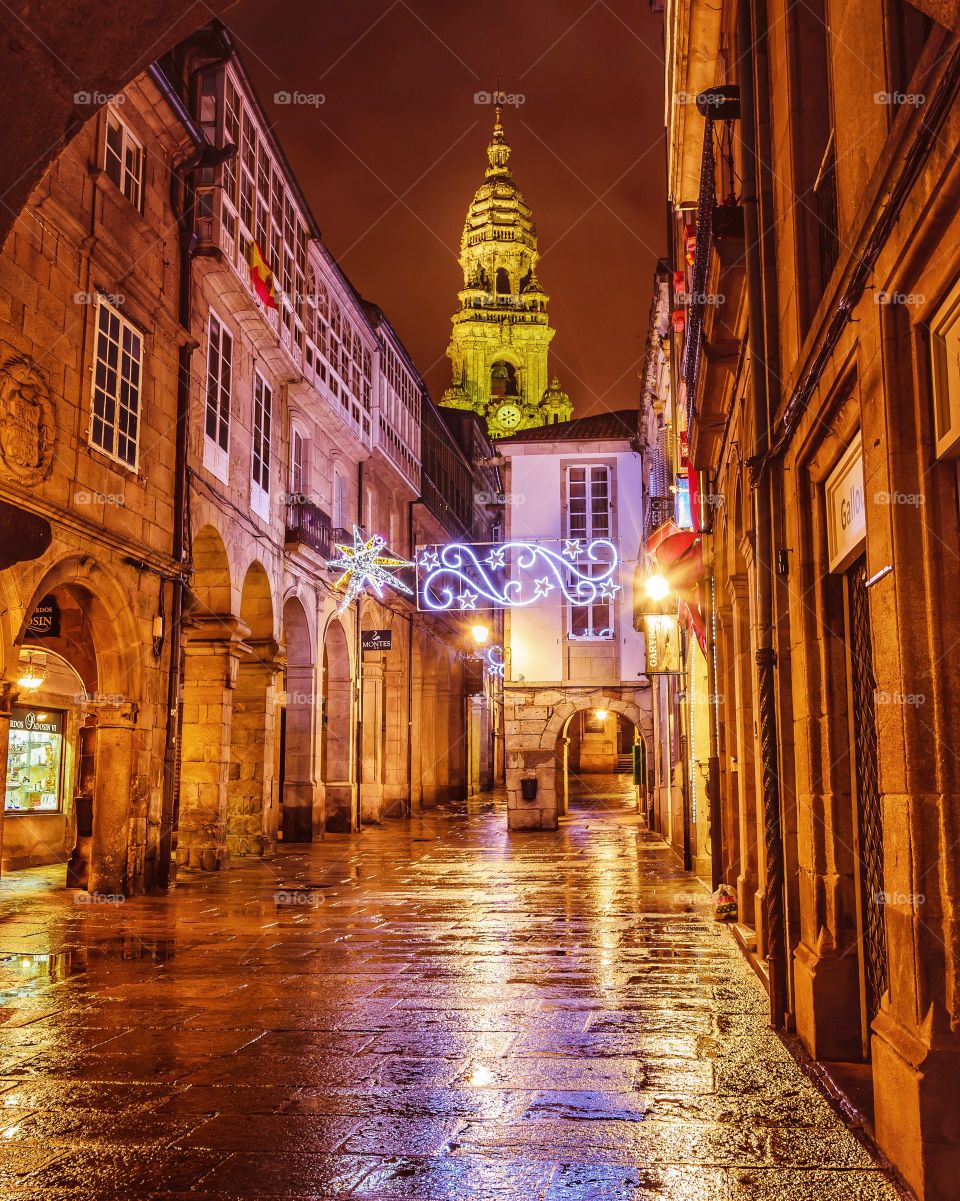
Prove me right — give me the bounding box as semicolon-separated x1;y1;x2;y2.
825;433;866;573
27;594;60;639
644;614;682;674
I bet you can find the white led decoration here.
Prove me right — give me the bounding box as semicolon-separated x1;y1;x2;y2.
328;526;414;613
416;538;620;612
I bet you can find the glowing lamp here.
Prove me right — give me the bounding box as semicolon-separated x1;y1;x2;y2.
644;573;671;602
594;709;608;721
470;624;490;646
16;653;46;691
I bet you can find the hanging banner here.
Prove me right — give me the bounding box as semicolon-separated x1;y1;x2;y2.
27;595;60;639
360;629;392;652
644;614;682;674
416;538;620;613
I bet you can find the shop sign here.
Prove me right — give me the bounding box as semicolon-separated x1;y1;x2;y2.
360;628;392;652
826;433;866;572
11;706;64;735
644;614;682;674
27;594;60;638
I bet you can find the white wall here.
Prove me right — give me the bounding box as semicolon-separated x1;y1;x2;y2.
503;444;647;686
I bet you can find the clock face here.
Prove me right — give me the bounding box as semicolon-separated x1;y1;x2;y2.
496;403;522;430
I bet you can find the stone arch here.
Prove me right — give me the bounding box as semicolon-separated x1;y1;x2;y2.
190;524;233;619
6;553;143;701
280;593;317;842
540;694;651;750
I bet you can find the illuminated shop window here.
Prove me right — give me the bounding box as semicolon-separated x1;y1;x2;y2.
5;707;65;814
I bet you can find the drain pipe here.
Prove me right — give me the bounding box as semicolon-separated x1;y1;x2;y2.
738;0;788;1027
406;499;415;818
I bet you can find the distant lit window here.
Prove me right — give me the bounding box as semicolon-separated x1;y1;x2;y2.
103;110;144;210
565;464;614;640
89;298;142;469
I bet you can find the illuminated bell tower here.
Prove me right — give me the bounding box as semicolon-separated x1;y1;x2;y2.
441;109;573;438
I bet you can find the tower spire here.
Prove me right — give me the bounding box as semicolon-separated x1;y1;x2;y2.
486;104;511;177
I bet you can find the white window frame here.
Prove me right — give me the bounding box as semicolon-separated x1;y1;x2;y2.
931;276;960;460
564;463;615;641
103;109;145;211
289;422;307;502
251;371;272;521
89;296;143;470
332;467;346;530
203;311;232;483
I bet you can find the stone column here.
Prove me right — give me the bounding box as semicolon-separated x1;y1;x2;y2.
729;575;759;928
382;666;407;817
281;660;317;842
88;702;138;896
360;661;383;823
178;626;241;870
434;685;451;803
227;651;279;858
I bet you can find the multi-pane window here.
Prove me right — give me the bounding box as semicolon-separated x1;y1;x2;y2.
566;464;614;640
251;372;272;517
290;427;305;499
90;298;143;469
333;468;347;530
104;111;144;210
204;312;232;459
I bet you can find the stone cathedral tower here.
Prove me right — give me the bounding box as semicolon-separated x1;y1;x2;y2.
441;109;573;439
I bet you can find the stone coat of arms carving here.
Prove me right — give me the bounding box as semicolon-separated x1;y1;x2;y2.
0;354;56;485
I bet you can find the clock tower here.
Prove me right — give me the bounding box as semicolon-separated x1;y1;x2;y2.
440;109;574;439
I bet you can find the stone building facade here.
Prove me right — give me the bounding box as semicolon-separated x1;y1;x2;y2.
655;1;960;1195
0;27;498;891
497;412;653;830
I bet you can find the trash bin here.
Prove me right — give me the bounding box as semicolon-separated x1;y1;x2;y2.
520;776;538;800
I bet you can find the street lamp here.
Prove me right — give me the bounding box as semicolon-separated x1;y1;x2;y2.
470;623;490;646
644;573;671;602
594;709;608;721
17;651;46;692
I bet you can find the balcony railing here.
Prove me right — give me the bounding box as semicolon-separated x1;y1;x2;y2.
285;500;332;558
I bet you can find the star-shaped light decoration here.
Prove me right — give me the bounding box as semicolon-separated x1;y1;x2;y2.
598;580;621;599
458;589;479;610
328;526;414;613
562;539;583;560
418;547;440;571
533;576;554;598
485;547;506;569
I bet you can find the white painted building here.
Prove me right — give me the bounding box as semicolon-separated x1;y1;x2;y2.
496;411;653;830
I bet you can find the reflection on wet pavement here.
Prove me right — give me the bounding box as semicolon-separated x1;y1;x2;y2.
0;797;904;1199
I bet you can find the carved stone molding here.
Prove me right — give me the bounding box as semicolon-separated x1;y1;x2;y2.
0;354;56;486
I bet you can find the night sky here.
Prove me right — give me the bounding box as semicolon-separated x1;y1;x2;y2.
227;0;666;417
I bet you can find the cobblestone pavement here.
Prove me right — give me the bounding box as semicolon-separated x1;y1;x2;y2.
0;794;905;1200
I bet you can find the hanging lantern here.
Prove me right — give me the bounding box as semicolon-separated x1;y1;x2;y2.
673;269;686;296
672;309;686;334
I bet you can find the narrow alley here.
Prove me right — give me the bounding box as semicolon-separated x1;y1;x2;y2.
0;799;902;1200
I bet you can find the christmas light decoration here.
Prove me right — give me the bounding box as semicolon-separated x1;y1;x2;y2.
328;526;414;613
485;645;505;678
417;538;620;612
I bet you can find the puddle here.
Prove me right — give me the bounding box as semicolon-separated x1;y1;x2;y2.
0;950;78;980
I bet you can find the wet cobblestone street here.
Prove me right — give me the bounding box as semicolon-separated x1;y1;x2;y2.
0;795;904;1200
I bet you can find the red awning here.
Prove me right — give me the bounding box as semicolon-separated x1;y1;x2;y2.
645;519;706;653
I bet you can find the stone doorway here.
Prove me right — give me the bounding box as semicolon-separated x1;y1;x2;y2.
321;616;353;832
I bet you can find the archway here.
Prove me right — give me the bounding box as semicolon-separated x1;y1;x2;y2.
280;595;316;842
321;616;353;832
2;557;143;893
558;709;642;814
226;561;277;858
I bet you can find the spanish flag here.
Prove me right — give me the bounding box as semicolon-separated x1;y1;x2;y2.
245;239;278;310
